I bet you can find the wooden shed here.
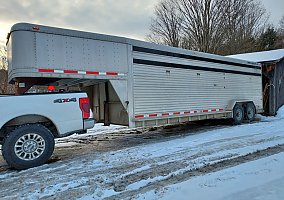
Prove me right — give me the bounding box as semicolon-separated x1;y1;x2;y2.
228;49;284;115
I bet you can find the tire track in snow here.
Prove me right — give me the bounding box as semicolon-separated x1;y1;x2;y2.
106;144;284;200
0;120;284;199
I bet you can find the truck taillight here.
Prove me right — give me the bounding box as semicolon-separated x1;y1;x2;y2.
79;97;90;119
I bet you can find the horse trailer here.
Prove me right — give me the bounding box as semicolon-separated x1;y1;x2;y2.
7;23;263;128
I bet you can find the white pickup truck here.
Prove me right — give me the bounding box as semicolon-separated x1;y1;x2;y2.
0;92;95;169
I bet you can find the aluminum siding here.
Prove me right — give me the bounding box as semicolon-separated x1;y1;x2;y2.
132;51;262;116
35;32;129;73
8;29;129;81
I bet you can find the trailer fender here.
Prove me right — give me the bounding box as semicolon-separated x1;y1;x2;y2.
227;100;254;111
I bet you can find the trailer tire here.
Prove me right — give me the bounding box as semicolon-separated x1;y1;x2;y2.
232;104;244;125
245;102;256;122
2;124;55;170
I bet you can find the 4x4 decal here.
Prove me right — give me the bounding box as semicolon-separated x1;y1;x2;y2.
54;98;77;103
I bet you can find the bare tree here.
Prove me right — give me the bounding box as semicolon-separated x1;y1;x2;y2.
0;46;8;70
146;0;183;47
275;15;284;49
0;46;14;94
0;69;8;94
0;69;15;94
280;15;284;33
177;0;226;53
219;0;267;54
148;0;268;55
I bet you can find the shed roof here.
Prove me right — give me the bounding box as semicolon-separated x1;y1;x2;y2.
227;49;284;63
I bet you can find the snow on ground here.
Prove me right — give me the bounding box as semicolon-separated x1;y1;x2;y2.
140;152;284;200
1;109;284;199
256;105;284;122
55;123;128;147
276;105;284;118
68;123;127;138
87;123;128;133
1;123;127;150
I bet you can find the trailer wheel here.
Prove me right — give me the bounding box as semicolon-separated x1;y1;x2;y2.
2;124;55;170
245;102;256;122
232;104;244;125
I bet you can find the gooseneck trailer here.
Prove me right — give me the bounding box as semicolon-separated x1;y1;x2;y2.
7;23;263;128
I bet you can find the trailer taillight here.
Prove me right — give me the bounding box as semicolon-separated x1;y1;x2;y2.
79;97;90;119
32;26;40;31
47;86;55;91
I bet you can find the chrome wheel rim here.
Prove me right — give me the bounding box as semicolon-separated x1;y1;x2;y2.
14;133;45;161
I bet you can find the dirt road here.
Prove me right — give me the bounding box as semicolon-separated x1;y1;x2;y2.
0;121;226;171
0;119;284;199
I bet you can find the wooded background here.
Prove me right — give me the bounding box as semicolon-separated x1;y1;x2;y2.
0;46;14;94
0;0;283;94
147;0;284;55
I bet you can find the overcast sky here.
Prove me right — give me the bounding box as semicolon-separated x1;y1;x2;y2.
0;0;283;47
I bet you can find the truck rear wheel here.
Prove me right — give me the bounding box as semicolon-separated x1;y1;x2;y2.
232;104;244;125
2;124;55;170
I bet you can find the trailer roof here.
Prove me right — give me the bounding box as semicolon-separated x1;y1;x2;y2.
9;23;260;68
228;49;284;63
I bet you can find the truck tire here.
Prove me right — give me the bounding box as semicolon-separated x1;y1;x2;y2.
232;104;244;125
245;102;256;122
2;124;55;170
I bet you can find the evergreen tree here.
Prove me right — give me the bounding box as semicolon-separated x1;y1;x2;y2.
258;27;278;51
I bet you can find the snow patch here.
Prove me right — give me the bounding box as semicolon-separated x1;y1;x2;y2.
276;105;284;118
55;142;78;148
255;114;276;122
151;152;284;200
126;175;165;191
